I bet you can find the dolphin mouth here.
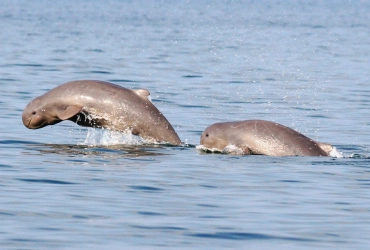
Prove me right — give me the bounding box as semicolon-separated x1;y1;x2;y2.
25;118;32;128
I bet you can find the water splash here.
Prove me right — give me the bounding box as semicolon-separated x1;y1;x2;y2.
80;128;146;146
329;147;343;158
196;144;249;155
196;144;224;154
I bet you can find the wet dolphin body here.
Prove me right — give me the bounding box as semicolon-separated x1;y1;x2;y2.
22;80;181;145
200;120;333;156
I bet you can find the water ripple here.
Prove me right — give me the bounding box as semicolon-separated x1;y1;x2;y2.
182;75;203;78
128;185;164;192
131;225;187;231
15;178;77;185
89;70;112;74
188;232;316;242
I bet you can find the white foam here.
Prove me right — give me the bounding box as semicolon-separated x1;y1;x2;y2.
329;146;344;158
196;144;246;155
80;128;146;146
196;144;223;153
223;145;246;155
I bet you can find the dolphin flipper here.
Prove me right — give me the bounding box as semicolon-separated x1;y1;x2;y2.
57;105;83;120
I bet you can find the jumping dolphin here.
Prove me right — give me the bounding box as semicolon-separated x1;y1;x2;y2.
22;80;181;145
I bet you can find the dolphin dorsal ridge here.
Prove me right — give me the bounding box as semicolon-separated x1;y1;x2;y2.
133;89;150;99
317;142;333;154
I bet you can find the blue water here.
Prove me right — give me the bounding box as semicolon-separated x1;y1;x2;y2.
1;0;370;249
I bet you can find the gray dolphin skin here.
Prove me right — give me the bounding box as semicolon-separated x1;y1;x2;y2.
200;120;333;156
22;80;181;145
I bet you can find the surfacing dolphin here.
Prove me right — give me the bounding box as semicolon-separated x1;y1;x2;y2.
199;120;333;156
22;80;181;145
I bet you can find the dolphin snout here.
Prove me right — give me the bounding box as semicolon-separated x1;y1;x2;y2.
200;135;204;144
22;112;43;129
22;112;31;128
25;118;31;128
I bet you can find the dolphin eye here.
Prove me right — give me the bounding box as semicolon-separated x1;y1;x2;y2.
32;111;36;115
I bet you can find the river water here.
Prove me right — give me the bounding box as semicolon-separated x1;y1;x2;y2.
1;0;370;249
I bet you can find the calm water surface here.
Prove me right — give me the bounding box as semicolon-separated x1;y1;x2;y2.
1;1;370;249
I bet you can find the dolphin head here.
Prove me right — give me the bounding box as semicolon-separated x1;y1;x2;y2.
200;123;229;151
22;97;60;129
22;90;85;130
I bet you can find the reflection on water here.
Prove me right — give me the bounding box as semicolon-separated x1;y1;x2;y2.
19;128;196;158
24;143;168;158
